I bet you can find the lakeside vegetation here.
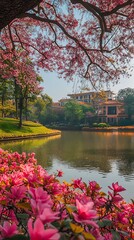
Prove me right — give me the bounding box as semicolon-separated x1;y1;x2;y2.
0;118;60;140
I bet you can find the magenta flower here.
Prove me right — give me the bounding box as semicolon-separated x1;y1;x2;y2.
39;207;59;224
89;181;101;192
108;182;126;193
103;233;113;239
72;199;98;227
73;178;85;189
28;218;60;240
29;187;52;206
117;212;128;224
8;185;27;201
0;221;18;239
57;170;63;177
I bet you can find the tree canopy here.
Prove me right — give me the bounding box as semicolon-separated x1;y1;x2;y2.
117;88;134;121
0;0;134;87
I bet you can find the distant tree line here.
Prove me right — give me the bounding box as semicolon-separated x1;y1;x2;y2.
117;88;134;125
0;86;134;127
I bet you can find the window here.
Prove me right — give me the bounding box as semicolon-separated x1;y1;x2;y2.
108;106;117;115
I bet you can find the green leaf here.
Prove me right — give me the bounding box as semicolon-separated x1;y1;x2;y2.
98;219;112;228
17;213;29;220
16;213;29;227
111;230;121;240
4;234;29;240
52;221;61;229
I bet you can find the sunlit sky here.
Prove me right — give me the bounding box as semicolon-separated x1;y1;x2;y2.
40;61;134;102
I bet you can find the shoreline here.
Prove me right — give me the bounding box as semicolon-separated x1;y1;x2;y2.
48;125;134;132
1;126;134;142
82;126;134;132
0;131;61;142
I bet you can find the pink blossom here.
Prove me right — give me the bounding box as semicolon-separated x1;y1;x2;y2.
0;148;3;154
73;178;85;189
0;221;18;239
72;199;98;227
49;182;62;195
108;191;123;202
28;218;60;240
89;181;101;192
8;185;27;201
108;182;126;193
57;170;63;177
39;207;59;224
103;233;113;240
117;212;128;224
29;187;52;206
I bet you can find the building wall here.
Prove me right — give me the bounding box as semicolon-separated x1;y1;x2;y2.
97;102;127;124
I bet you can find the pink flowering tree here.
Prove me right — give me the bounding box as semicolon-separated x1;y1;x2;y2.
0;148;133;240
0;0;133;88
0;48;43;126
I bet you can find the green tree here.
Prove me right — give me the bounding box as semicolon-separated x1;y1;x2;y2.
117;88;134;122
0;77;14;117
29;94;52;123
64;101;84;125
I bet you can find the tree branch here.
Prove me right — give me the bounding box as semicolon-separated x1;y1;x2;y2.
22;13;93;63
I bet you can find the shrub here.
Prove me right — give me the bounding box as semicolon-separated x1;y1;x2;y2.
97;122;109;128
92;123;98;127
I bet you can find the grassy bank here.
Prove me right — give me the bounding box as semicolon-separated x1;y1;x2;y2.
0;118;61;140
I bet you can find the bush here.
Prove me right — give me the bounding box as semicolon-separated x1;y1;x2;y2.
92;122;98;127
0;149;133;240
92;122;110;128
97;122;109;128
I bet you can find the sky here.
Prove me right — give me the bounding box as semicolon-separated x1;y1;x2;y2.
40;65;134;102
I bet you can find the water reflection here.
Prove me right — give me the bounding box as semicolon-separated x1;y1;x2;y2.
1;131;134;200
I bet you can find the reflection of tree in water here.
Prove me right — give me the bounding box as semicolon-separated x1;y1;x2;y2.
37;132;134;176
115;150;134;177
1;131;134;178
0;135;61;168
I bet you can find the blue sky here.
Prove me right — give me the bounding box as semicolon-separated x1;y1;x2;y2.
40;65;134;102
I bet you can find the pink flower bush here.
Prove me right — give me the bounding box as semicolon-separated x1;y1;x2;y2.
0;149;133;240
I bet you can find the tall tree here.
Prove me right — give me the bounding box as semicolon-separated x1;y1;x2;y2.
0;77;14;117
28;94;52;123
0;1;133;88
64;101;84;125
117;88;134;121
0;51;43;127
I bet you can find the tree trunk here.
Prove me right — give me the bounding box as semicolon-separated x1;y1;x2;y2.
14;79;18;119
19;97;23;128
0;0;41;30
1;94;4;118
25;97;28;121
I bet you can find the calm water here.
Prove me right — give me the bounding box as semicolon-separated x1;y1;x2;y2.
0;131;134;201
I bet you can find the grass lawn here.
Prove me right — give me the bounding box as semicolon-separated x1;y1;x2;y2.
0;118;60;139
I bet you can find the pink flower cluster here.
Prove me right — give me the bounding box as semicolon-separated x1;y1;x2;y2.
0;148;133;240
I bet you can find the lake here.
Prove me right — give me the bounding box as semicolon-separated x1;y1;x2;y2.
0;131;134;201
